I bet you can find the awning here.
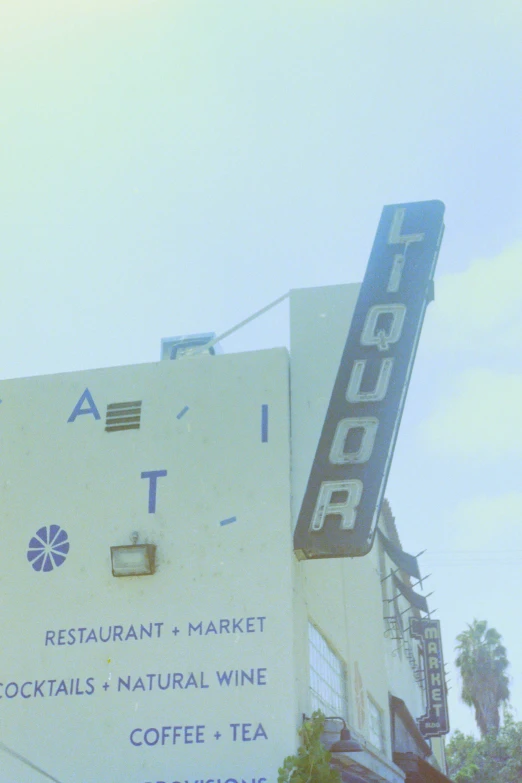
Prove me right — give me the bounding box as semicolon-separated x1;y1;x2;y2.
393;574;429;613
389;695;431;759
378;529;421;580
393;752;454;783
330;744;405;783
330;764;369;783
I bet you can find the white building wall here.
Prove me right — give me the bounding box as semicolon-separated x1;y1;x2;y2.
290;285;394;765
289;284;439;781
0;283;447;782
378;540;427;727
0;349;297;783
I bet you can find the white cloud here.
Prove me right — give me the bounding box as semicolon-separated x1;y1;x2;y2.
422;241;522;353
419;367;522;459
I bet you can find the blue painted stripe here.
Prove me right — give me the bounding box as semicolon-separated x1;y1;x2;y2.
220;516;237;526
176;405;189;419
261;404;268;442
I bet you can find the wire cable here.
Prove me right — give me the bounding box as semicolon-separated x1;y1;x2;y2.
0;740;66;783
192;291;290;354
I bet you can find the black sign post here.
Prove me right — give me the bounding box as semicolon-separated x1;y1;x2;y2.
293;200;445;558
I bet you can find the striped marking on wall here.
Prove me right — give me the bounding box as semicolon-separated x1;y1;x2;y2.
105;401;142;432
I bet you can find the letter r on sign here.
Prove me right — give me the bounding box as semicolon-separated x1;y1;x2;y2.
310;480;363;532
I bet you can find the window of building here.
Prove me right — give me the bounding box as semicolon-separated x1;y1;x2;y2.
308;622;348;719
367;695;385;752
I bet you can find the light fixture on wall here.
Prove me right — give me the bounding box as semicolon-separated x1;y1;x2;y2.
302;716;363;753
329;722;363;753
110;532;156;577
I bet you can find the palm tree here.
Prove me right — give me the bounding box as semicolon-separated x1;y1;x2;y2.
455;619;510;737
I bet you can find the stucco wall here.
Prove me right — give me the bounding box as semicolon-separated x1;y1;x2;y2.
0;349;297;783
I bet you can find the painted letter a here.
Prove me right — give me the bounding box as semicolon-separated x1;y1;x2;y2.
67;388;101;423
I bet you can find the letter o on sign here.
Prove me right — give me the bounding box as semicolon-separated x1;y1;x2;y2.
329;417;379;465
144;728;160;746
5;683;19;698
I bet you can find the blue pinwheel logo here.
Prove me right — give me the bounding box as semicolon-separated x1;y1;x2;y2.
27;525;70;572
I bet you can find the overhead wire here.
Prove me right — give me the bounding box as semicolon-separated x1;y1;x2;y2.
0;740;66;783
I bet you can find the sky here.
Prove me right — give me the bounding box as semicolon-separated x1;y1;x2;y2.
1;0;522;751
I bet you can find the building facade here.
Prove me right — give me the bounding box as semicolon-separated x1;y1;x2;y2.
0;281;450;783
289;283;451;783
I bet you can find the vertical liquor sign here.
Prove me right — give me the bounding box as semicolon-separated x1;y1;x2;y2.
410;618;449;737
293;200;445;559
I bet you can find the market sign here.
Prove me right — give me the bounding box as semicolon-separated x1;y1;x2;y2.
410;618;450;738
293;200;445;558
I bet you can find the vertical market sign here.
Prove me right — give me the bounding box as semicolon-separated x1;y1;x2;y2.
293;200;445;559
410;618;450;737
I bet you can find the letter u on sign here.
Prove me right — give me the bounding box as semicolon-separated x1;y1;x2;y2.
346;358;394;403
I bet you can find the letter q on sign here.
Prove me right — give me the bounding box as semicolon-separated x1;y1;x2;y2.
360;304;406;352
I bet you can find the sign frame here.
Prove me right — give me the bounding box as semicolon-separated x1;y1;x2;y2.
410;617;450;738
293;200;445;558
